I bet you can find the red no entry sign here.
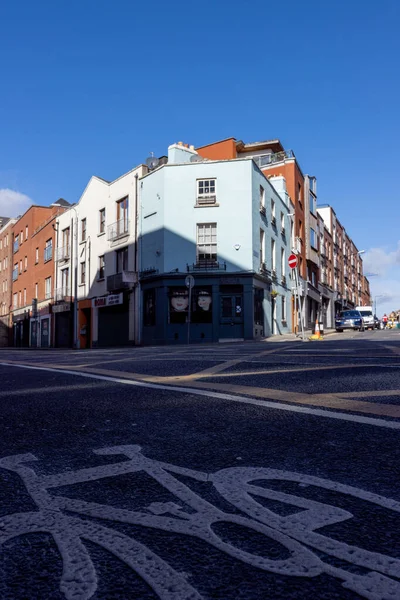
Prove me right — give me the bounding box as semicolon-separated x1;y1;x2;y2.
288;253;298;269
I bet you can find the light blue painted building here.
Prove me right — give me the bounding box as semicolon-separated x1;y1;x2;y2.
139;143;293;345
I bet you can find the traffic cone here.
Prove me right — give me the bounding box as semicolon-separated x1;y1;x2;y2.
314;319;320;339
309;318;323;341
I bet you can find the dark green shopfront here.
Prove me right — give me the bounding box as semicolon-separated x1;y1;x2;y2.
141;272;271;345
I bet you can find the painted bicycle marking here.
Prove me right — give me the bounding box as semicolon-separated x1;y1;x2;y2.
0;445;399;600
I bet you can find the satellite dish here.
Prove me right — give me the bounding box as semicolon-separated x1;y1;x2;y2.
190;154;203;163
146;153;160;170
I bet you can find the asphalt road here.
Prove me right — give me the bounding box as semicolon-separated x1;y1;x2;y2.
1;329;400;600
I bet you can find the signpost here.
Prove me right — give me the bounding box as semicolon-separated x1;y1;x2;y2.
288;254;305;341
185;275;195;345
288;254;298;270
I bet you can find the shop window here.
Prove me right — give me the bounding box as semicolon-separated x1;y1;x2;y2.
254;288;264;325
144;289;156;326
168;286;213;324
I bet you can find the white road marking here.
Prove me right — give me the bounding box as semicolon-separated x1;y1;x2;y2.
1;362;400;430
1;445;400;600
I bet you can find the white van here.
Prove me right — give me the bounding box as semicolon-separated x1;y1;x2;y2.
356;306;375;330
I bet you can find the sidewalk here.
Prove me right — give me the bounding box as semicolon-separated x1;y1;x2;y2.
264;328;337;342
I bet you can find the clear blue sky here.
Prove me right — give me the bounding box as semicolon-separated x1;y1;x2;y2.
1;0;399;312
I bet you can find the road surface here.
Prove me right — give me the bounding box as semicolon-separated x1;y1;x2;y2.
0;329;399;599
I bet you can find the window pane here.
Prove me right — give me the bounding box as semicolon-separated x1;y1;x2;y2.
221;297;232;318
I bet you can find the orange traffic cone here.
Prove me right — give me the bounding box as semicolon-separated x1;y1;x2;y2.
314;319;320;339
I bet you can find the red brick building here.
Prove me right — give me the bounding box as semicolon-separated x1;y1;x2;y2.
11;202;69;346
0;217;16;346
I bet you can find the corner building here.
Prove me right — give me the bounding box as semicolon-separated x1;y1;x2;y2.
197;138;307;333
139;143;293;345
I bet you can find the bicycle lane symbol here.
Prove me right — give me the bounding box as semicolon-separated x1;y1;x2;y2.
0;445;399;600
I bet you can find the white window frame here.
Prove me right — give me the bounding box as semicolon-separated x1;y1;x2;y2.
271;238;276;272
98;255;105;280
196;223;217;264
281;296;287;322
197;179;216;206
260;229;265;265
99;208;106;234
80;261;86;285
45;276;52;300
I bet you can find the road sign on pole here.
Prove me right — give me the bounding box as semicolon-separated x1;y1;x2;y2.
185;275;195;289
288;254;298;269
185;276;195;344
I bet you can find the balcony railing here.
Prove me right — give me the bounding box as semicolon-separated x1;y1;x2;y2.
187;261;226;272
44;246;53;262
271;216;277;228
107;271;137;292
12;268;18;282
13;240;19;253
259;204;266;216
55;245;70;262
281;275;287;286
107;219;130;242
54;287;71;302
253;149;295;169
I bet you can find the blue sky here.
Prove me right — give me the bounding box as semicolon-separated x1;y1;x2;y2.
0;0;399;314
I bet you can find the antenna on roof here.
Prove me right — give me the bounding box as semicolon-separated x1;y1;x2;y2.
146;152;160;170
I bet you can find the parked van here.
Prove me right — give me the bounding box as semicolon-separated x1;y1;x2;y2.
356;306;375;330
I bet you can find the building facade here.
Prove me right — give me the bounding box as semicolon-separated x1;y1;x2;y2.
55;165;146;348
196;138;307;333
0;217;15;346
139;143;293;345
10;203;69;347
317;205;369;316
304;175;320;328
318;213;335;328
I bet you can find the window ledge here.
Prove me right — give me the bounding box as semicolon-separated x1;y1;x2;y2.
78;283;86;287
79;240;87;245
44;258;52;264
194;203;220;208
97;278;105;282
97;232;106;238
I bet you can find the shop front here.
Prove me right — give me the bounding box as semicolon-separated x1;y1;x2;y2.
141;273;259;346
53;302;72;348
13;311;30;347
93;292;129;347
